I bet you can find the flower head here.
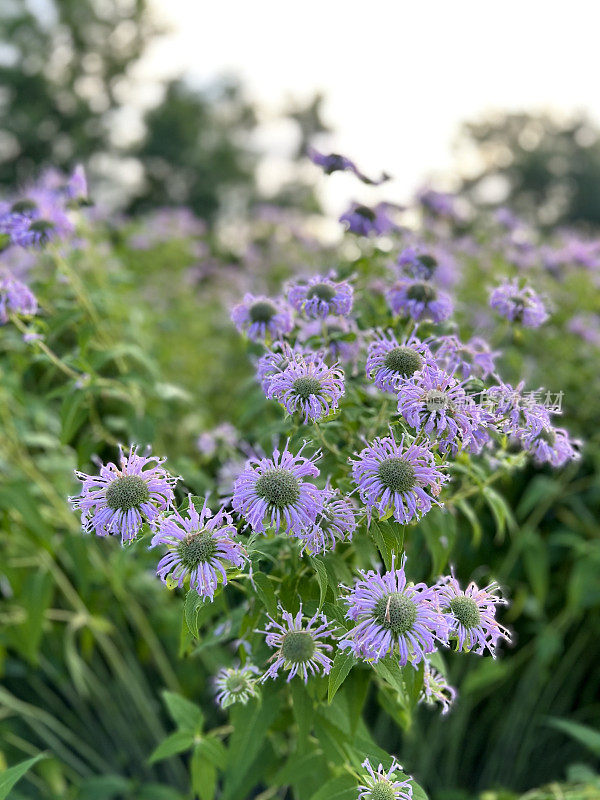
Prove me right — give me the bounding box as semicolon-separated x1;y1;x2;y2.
435;334;498;380
232;441;323;534
340;202;398;236
288;274;353;319
523;424;580;467
256;341;316;393
70;445;177;543
397;365;491;455
485;381;550;440
295;484;357;555
231;293;293;342
2;187;73;248
0;272;38;324
419;661;457;715
387;280;453;323
366;330;435;393
350;430;447;525
214;664;259;708
340;555;448;665
490;280;548;327
357;758;413;800
258;605;335;683
298;316;361;366
151;496;247;600
436;574;511;657
266;352;345;423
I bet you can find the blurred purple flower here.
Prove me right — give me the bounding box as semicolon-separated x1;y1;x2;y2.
231;293;293;342
387;280;453;323
288;274;353;319
490;280;548;327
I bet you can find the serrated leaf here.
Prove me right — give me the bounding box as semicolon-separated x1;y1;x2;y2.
328;650;356;704
184;590;210;639
252;572;278;617
162;690;204;733
311;556;328;609
148;730;194;764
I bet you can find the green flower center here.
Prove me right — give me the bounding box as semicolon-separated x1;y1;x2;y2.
255;468;301;508
177;532;217;569
449;596;481;629
377;458;416;493
417;254;438;277
374;592;418;635
307;283;336;302
281;630;315;663
425;389;452;413
539;428;556;445
29;219;54;234
369;780;398;800
407;283;437;303
105;475;150;511
11;199;37;214
292;376;322;399
383;346;422;377
225;673;247;693
249;301;277;323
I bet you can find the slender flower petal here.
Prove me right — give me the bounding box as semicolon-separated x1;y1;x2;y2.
295;483;357;555
419;660;457;715
69;445;177;543
214;664;259;708
357;757;413;800
258;604;335;683
232;441;323;534
340;555;448;666
366;330;435;393
151;495;247;600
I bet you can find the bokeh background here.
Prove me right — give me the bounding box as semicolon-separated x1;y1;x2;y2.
1;2;600;799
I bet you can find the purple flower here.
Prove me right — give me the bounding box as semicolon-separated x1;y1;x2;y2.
567;313;600;348
340;555;448;665
485;381;550;440
397;365;491;455
357;758;413;800
298;316;362;366
196;423;238;457
435;334;498;380
231;293;293;342
295;484;357;555
66;164;88;202
523;424;580;467
396;244;458;290
308;147;390;185
258;605;335;683
420;660;457;715
366;330;435;393
387;280;453;323
288;274;353;319
436;574;511;657
266;352;345;423
256;341;315;394
214;664;259;708
0;272;38;324
490;280;549;327
417;187;461;221
339;202;399;236
350;430;447;525
232;441;323;535
151;495;247;600
2;188;73;248
70;445;177;543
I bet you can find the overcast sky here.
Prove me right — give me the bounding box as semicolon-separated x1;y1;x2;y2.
144;0;599;212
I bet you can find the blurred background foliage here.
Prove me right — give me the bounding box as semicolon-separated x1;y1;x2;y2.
1;2;600;800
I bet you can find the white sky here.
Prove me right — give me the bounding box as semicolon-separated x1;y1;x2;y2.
143;0;600;212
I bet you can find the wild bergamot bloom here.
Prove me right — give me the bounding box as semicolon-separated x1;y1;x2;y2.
266;352;345;423
340;555;448;665
70;445;177;543
256;341;315;393
435;334;498;380
258;604;335;683
366;330;434;393
287;274;353;319
397;364;490;456
436;574;511;657
523;424;580;467
214;664;259;708
151;495;247;600
232;441;323;535
295;483;357;555
357;758;413;800
387;279;453;323
490;279;548;328
419;660;457;715
350;430;447;525
230;293;293;342
0;272;38;324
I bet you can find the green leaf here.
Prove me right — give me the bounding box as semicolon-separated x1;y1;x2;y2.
0;754;46;799
483;486;514;540
547;717;600;756
308;774;356;800
162;690;204;733
60;391;88;444
290;679;313;744
195;736;227;769
373;658;407;705
252;572;278;617
311;556;329;609
456;498;482;546
191;746;217;800
148;730;194;764
328;650;356;704
184;590;208;639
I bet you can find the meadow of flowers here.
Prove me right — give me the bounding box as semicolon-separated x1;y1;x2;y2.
1;154;599;800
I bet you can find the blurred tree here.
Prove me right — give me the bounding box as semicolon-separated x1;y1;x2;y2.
456;112;600;227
